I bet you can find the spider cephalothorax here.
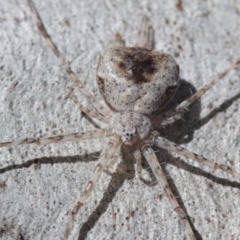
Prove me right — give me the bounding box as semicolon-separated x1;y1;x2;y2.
111;112;151;145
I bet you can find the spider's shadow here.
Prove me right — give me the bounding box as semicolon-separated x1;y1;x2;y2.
1;82;239;240
145;80;240;240
76;79;240;240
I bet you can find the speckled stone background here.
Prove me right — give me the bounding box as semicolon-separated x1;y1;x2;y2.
0;1;240;240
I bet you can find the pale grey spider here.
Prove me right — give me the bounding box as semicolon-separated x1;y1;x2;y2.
1;1;240;239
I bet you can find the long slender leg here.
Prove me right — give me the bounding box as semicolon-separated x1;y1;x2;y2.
114;32;125;48
142;145;196;240
105;142;121;170
160;58;240;126
135;16;154;50
69;89;110;123
152;132;240;180
64;136;121;240
27;0;112;117
0;129;113;148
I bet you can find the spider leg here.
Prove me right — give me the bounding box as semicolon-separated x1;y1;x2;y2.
64;136;121;240
0;129;113;148
27;0;112;117
133;147;143;179
69;89;110;123
135;16;154;50
152;132;240;180
160;58;240;126
105;142;121;170
142;144;196;240
115;32;125;47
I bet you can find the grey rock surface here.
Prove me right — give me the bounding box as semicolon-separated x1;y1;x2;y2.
0;1;240;240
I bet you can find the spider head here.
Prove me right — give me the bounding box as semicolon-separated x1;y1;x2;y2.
111;112;151;146
121;122;138;145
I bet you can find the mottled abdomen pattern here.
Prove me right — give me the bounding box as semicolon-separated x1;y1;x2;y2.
97;47;179;115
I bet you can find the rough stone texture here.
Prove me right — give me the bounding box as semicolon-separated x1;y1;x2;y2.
0;1;240;240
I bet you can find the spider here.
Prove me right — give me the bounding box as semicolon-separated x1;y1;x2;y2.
1;0;240;239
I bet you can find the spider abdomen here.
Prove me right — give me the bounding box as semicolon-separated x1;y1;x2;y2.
97;47;179;115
